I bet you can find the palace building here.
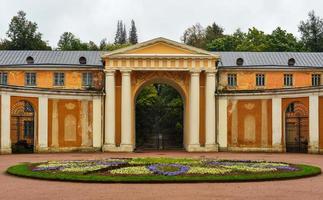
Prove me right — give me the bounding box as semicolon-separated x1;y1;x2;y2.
0;37;322;154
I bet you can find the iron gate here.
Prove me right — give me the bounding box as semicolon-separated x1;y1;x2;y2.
136;104;183;150
285;102;309;153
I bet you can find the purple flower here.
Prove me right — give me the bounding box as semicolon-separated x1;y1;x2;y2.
147;164;190;176
275;166;298;171
32;166;62;171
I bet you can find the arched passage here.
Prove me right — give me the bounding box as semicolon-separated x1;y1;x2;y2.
135;82;184;150
10;100;35;153
285;101;309;153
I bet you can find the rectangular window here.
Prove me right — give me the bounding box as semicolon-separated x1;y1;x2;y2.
0;72;8;85
312;74;321;86
54;72;65;86
82;72;93;87
256;74;265;86
25;72;36;86
227;74;237;87
284;74;293;87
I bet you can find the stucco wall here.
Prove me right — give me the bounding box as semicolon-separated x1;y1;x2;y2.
227;99;272;148
48;99;93;148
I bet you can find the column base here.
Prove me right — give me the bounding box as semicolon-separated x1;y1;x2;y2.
308;142;319;154
102;144;118;152
35;147;49;153
0;148;12;154
204;144;219;151
102;144;134;152
272;144;284;152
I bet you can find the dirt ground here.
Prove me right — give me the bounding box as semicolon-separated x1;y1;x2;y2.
0;151;322;200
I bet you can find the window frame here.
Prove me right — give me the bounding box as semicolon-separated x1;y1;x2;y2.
227;73;237;87
284;74;293;87
25;72;37;86
255;73;265;87
82;72;93;87
312;74;321;86
0;72;8;85
53;72;65;86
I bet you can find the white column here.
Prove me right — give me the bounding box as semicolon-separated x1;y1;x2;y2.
205;71;217;151
103;70;116;151
38;96;48;152
217;97;227;150
272;97;282;151
120;69;133;151
1;94;11;154
93;97;103;148
187;70;200;151
309;94;319;153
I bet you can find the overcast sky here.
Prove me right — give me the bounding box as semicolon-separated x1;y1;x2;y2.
0;0;322;47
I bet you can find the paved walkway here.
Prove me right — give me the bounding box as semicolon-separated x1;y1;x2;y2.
0;152;322;200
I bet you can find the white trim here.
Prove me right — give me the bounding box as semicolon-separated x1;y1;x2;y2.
272;97;282;150
309;94;319;153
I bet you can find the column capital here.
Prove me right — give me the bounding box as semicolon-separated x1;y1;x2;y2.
120;69;132;74
104;69;116;75
189;69;201;75
205;68;217;74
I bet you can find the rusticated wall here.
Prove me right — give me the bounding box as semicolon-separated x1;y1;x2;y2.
227;99;272;148
48;99;93;148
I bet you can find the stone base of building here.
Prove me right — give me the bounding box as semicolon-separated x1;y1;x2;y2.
185;144;219;152
46;147;102;153
227;147;281;152
0;148;12;154
102;144;134;152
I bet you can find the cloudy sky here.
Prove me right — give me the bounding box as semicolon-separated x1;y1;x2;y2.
0;0;322;47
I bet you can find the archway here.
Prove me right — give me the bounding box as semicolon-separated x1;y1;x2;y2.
285;102;309;153
135;83;184;150
10;100;35;153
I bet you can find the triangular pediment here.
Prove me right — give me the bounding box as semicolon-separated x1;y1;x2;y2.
102;37;217;58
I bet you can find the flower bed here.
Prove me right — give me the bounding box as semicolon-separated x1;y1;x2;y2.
6;157;321;183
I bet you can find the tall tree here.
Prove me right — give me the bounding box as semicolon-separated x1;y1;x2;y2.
235;27;269;51
87;41;99;50
121;24;127;44
129;19;138;44
5;11;51;50
57;32;87;50
205;22;224;44
267;27;303;52
114;20;127;44
207;29;245;51
181;23;206;49
299;10;323;52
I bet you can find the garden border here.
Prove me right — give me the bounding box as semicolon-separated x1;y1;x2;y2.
7;163;321;183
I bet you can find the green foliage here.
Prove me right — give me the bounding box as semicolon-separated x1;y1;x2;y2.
114;20;127;44
4;11;51;50
205;22;224;44
207;27;303;52
181;23;206;49
299;10;323;52
57;32;101;51
267;27;304;52
129;19;138;44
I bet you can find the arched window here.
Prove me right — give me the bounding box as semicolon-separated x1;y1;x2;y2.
79;56;87;65
26;56;34;64
236;58;244;66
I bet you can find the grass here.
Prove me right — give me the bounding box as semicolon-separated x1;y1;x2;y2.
7;163;321;183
